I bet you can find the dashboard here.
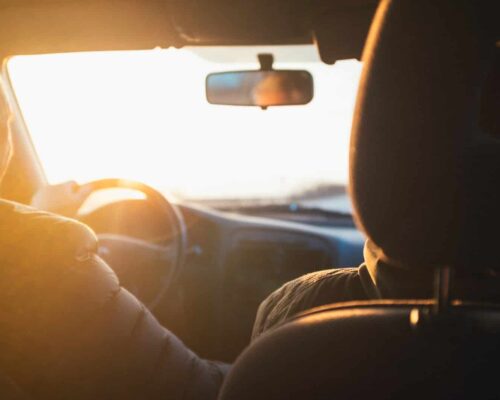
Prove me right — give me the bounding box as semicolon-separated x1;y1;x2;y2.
81;199;365;361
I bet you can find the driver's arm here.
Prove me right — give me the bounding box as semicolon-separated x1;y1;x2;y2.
0;198;228;399
30;182;175;297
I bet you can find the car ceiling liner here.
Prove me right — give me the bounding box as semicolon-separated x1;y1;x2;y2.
0;0;378;64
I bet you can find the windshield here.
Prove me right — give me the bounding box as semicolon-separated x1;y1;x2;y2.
8;46;361;213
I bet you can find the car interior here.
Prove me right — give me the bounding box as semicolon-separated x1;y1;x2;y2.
0;0;498;399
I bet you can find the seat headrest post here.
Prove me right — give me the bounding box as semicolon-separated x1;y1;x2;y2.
433;266;453;314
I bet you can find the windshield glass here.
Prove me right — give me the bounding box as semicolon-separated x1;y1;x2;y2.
8;46;361;213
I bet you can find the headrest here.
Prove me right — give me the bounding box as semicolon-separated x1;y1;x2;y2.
349;0;499;270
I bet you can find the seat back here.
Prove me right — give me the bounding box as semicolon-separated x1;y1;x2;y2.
220;301;500;400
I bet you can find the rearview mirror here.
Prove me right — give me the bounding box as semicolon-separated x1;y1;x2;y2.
206;70;313;108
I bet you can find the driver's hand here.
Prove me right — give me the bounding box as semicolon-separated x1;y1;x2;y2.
31;181;93;218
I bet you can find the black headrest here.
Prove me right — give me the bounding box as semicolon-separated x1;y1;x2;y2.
349;0;499;270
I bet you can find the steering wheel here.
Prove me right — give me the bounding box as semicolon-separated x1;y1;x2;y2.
78;178;188;310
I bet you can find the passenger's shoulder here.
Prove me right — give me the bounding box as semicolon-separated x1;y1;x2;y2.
290;267;361;287
252;267;364;340
274;267;364;307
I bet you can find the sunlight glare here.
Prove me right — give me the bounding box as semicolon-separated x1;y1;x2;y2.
8;47;362;201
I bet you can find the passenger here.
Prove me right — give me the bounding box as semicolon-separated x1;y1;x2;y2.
252;239;428;339
252;55;500;341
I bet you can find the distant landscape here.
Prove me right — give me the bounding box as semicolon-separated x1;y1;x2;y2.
188;183;352;213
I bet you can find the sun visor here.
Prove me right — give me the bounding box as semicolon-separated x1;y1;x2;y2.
170;0;312;45
170;0;377;54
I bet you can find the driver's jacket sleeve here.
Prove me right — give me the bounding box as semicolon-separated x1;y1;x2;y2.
0;199;227;399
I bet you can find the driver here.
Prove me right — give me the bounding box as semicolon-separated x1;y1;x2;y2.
0;91;228;398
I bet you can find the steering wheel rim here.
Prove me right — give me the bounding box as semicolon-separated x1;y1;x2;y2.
79;178;188;310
